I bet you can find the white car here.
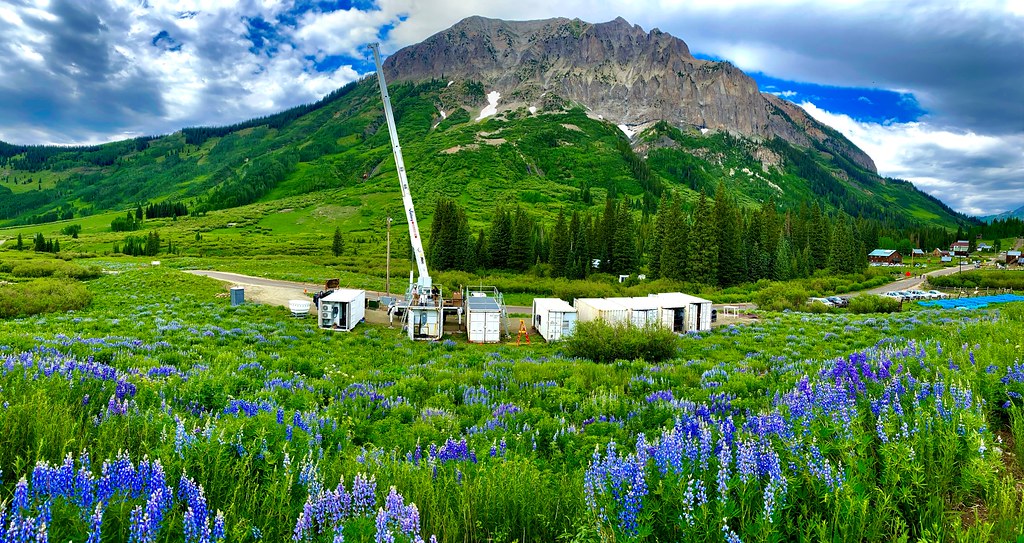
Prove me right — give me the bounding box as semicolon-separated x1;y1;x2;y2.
926;290;948;299
905;289;929;299
882;291;906;301
808;297;835;307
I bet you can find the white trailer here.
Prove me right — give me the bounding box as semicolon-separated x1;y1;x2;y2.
466;294;502;343
649;292;713;332
318;289;366;332
574;298;629;326
531;298;577;342
609;297;662;327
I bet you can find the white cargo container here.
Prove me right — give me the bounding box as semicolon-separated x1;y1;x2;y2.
574;298;629;326
531;298;577;342
609;297;662;327
317;289;366;332
649;292;713;332
466;294;502;343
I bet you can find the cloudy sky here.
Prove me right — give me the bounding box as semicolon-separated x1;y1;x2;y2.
1;0;1021;216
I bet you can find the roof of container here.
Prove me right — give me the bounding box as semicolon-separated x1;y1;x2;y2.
608;297;662;310
649;292;713;306
320;289;365;303
533;298;575;313
575;298;628;312
467;295;501;311
868;249;898;257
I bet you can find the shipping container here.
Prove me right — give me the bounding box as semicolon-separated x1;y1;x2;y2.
531;298;578;342
574;298;630;326
467;294;502;343
317;289;366;332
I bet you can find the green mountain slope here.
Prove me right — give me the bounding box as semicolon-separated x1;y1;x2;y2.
0;75;969;231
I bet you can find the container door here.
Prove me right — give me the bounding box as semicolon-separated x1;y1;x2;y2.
469;313;484;342
549;312;561;341
485;312;501;342
561;313;576;339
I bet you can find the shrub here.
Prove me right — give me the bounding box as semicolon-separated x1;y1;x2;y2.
563;320;678;363
10;260;102;280
753;282;809;312
0;279;92;318
847;294;902;314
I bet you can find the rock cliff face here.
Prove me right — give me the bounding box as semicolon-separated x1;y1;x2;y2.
384;16;877;173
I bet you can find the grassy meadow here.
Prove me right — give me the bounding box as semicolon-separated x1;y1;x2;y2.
0;264;1024;541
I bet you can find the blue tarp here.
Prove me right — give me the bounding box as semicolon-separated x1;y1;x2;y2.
917;294;1024;310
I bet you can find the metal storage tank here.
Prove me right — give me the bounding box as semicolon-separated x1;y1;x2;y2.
649;292;713;332
531;298;577;342
574;298;629;326
318;289;366;332
466;294;502;343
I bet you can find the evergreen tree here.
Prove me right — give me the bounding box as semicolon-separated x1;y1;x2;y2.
773;238;793;281
135;205;144;221
648;194;669;279
714;183;744;287
332;227;345;257
427;198;470;271
16;233;23;251
809;203;829;270
488;206;512;269
599;197;617;273
549;209;570;278
660;194;688;281
508;207;534;271
52;239;60;253
687;191;718;284
566;211;586;279
612;200;637;274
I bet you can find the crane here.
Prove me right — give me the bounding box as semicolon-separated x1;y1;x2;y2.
369;42;443;340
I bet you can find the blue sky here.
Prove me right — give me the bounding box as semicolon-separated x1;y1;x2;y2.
0;0;1021;215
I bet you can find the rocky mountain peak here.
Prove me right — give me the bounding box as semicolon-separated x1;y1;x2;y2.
383;16;876;173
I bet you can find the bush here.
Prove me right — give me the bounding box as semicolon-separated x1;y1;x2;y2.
10;260;102;280
847;294;902;314
753;282;809;312
0;279;92;318
563;320;679;363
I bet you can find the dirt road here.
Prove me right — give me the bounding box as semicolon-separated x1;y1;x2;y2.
863;265;964;295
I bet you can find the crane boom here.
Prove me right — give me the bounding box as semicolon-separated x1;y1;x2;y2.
369;42;431;291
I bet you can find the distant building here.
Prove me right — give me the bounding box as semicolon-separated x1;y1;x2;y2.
940;256;953;263
1007;251;1021;265
977;242;993;251
950;240;970;255
868;249;902;264
911;248;925;257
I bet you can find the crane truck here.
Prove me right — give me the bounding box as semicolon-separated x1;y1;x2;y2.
369;42;444;341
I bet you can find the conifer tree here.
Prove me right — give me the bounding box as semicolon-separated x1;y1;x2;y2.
332;227;345;257
16;233;23;251
773;238;793;281
599;197;617;272
687;191;718;284
810;202;829;270
508;207;534;271
714;183;744;287
549;209;570;278
488;206;512;269
473;229;488;271
648;193;669;279
660;194;688;281
612;200;637;274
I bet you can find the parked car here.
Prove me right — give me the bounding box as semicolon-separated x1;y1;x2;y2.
808;297;835;307
883;291;906;302
827;296;849;308
905;289;929;299
926;290;948;298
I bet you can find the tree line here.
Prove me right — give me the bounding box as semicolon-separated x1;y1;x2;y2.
424;182;967;287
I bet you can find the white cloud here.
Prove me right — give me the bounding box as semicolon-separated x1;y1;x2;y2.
801;101;1024;216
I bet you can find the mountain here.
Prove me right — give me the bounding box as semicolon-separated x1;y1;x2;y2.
384;16;877;172
0;16;971;232
981;204;1024;223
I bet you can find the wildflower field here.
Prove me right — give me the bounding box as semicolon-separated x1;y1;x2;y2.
2;268;1024;542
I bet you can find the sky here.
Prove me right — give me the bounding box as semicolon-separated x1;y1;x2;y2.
0;1;1021;216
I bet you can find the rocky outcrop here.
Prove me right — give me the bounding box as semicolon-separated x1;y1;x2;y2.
384;16;878;173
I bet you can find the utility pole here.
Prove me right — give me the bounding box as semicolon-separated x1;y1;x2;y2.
386;216;392;298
